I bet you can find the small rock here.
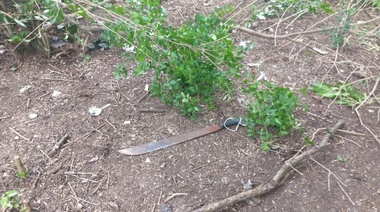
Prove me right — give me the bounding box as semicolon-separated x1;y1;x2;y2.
145;158;151;163
88;156;99;163
161;203;172;212
76;203;83;209
52;90;62;97
221;176;230;184
56;23;65;29
352;67;366;78
238;40;250;48
245;197;260;206
89;106;102;116
10;66;18;72
286;189;296;195
20;85;32;93
241;180;253;190
29;113;38;119
108;202;119;210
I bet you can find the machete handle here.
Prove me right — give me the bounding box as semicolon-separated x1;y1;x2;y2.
220;117;242;128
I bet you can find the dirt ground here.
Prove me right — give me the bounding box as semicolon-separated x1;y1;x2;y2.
1;0;380;212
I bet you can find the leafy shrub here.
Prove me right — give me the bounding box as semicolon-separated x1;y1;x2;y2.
244;80;300;151
329;7;355;48
0;0;80;51
103;0;252;119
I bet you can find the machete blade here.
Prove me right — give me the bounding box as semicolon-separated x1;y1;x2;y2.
118;125;221;155
118;117;243;156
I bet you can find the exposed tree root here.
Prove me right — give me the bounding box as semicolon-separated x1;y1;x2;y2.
191;120;344;212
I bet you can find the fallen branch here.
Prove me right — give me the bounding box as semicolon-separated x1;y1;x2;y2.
235;25;328;40
191;120;344;212
47;134;69;157
236;15;380;40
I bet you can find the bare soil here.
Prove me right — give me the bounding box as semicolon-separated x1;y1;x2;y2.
1;1;380;212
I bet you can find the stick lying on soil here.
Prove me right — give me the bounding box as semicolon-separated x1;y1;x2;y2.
48;134;69;157
191;120;344;212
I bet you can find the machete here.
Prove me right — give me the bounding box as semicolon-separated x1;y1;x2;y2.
118;117;243;155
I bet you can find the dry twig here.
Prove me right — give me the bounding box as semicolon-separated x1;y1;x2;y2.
164;193;188;203
47;134;69;157
9;127;30;141
354;76;380;144
71;124;105;142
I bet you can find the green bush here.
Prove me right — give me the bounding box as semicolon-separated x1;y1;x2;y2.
0;0;80;51
244;80;300;151
103;0;252;119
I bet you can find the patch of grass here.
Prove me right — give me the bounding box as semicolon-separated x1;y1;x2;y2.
244;80;301;151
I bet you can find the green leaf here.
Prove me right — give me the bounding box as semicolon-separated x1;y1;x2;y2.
304;137;314;146
67;24;78;34
77;10;87;17
14;19;27;28
137;54;146;62
1;197;8;207
261;142;271;151
116;5;126;15
302;104;309;113
299;87;308;96
0;14;6;23
10;35;22;44
337;155;347;162
5;190;18;198
319;3;333;14
16;171;29;179
1;190;19;208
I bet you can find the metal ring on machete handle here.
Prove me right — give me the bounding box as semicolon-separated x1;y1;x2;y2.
222;117;245;132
